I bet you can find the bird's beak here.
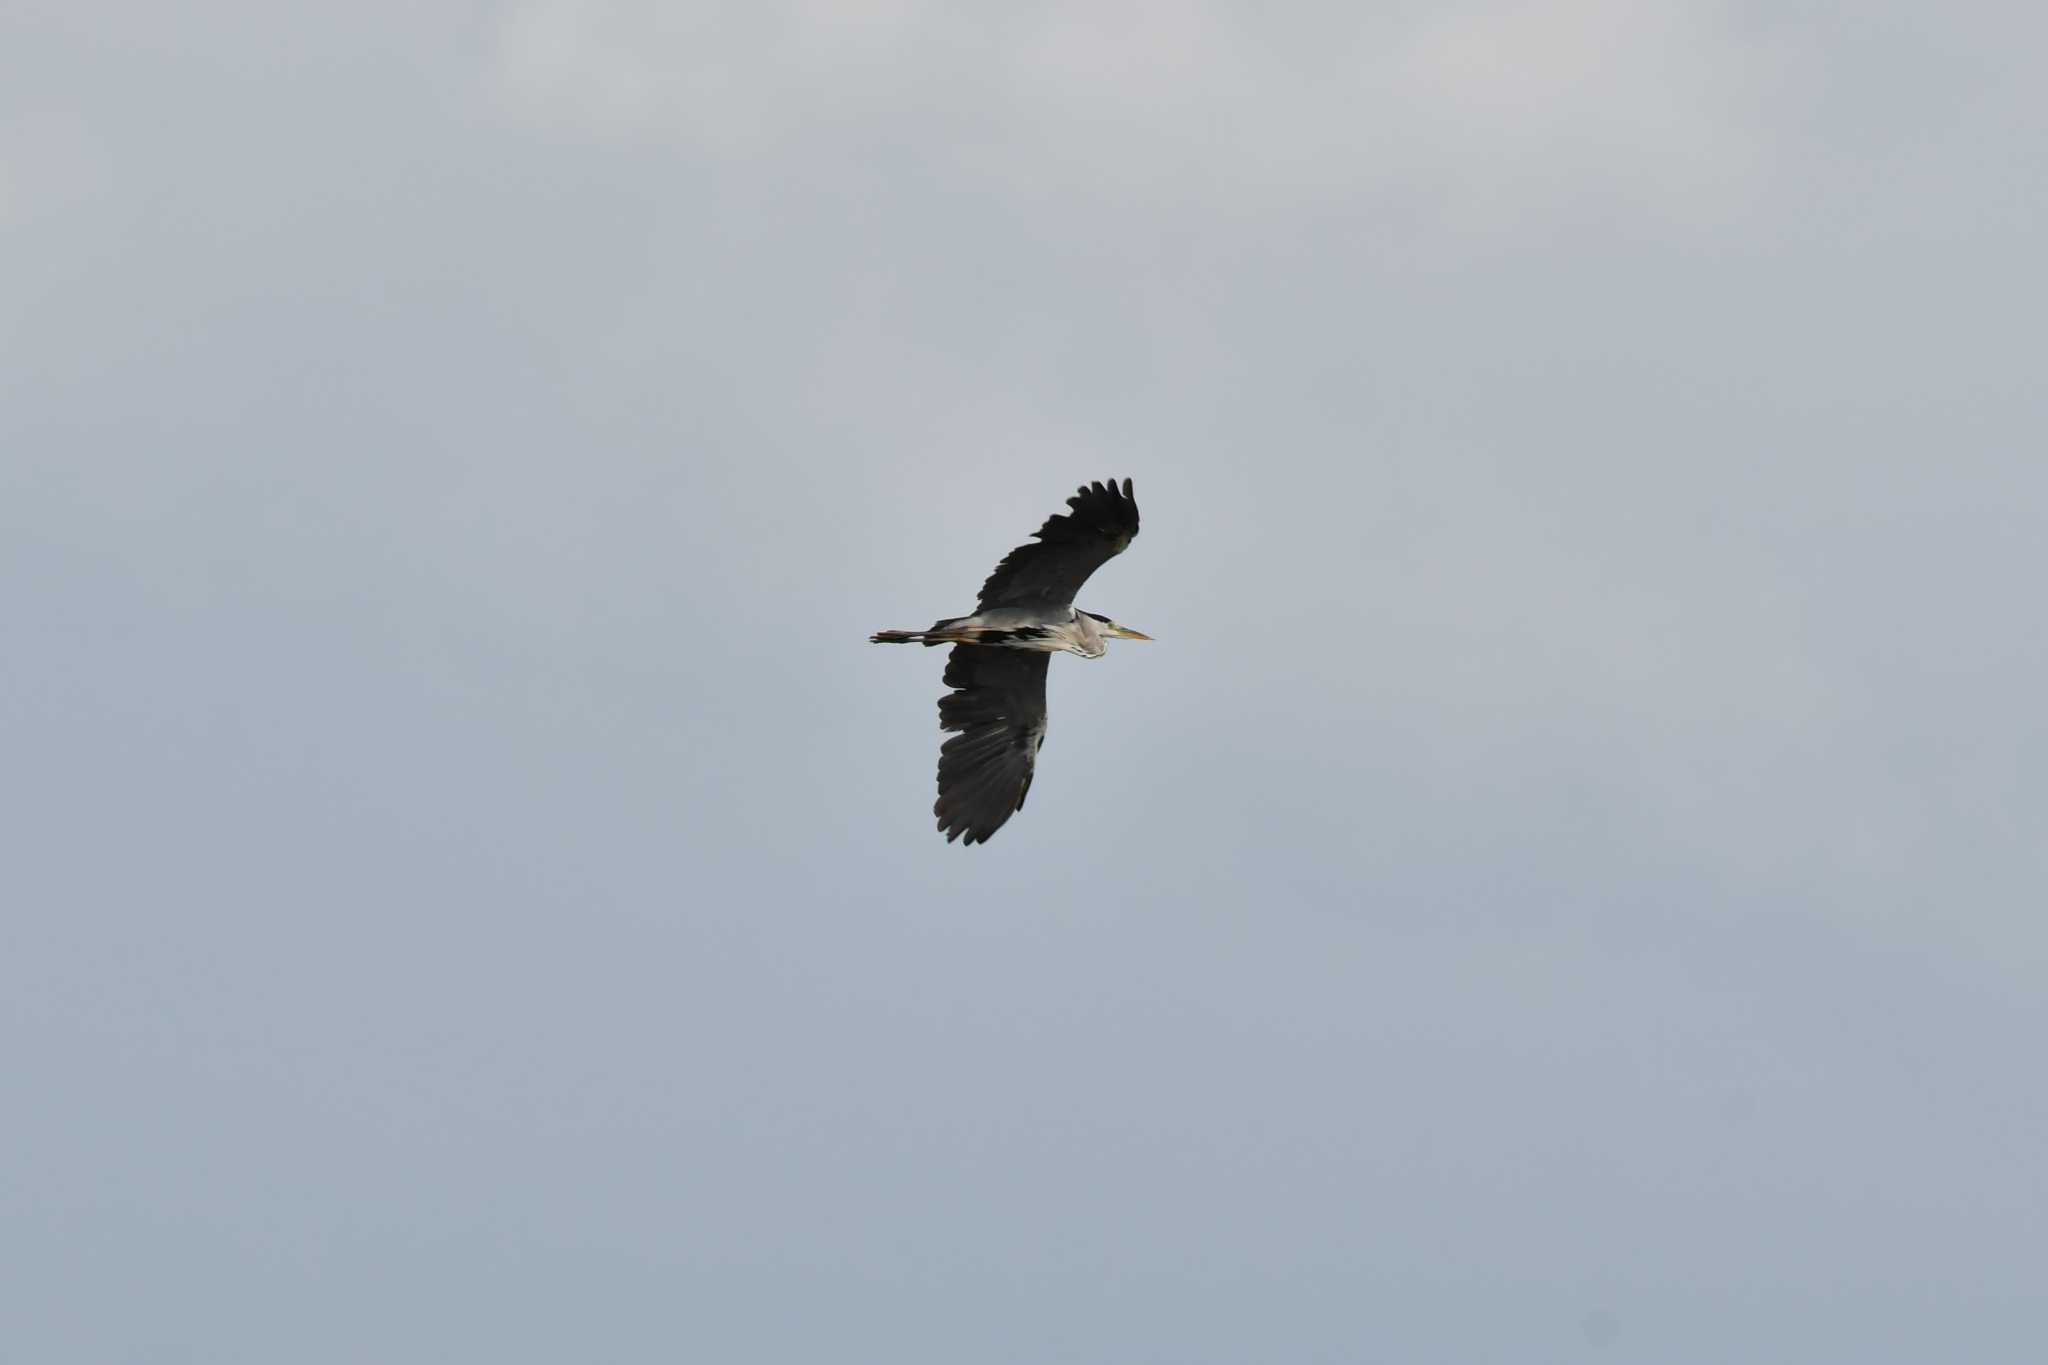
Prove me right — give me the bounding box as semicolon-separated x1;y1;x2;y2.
1110;625;1154;641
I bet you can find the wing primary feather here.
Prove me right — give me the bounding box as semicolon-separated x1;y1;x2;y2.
931;645;1050;845
974;478;1140;609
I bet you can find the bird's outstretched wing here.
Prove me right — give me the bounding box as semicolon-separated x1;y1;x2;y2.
975;477;1139;610
934;646;1050;845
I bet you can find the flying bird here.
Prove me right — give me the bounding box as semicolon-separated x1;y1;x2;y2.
871;477;1151;844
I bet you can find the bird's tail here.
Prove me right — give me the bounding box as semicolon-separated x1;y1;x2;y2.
870;627;957;646
871;616;974;646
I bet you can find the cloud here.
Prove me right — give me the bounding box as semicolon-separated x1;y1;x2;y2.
484;0;1786;227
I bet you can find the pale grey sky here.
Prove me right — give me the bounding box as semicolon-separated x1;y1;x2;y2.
4;3;2045;1361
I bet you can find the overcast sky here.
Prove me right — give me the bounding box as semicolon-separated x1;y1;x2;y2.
5;3;2045;1361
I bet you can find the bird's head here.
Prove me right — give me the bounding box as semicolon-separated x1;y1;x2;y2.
1082;610;1153;641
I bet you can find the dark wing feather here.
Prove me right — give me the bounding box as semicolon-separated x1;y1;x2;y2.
976;477;1140;610
934;646;1050;845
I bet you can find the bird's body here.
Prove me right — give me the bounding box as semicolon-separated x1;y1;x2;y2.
870;604;1124;658
871;478;1149;844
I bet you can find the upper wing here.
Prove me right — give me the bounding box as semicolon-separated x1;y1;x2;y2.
934;646;1051;845
975;477;1140;610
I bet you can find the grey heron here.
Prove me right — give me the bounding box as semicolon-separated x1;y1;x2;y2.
871;477;1151;844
